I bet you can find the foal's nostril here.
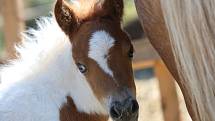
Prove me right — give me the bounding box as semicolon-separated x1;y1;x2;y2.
110;99;139;119
110;104;122;119
131;99;139;113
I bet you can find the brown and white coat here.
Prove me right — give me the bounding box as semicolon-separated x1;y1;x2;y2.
0;0;138;121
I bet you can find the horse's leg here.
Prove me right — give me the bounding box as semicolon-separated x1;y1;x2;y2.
134;0;197;120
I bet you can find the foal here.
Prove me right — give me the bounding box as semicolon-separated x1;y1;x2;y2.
0;0;139;121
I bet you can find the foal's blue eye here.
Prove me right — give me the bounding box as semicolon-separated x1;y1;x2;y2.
77;63;87;73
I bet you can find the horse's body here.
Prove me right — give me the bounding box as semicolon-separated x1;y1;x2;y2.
135;0;215;121
0;0;139;121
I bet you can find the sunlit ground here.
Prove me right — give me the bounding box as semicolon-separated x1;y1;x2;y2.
135;78;192;121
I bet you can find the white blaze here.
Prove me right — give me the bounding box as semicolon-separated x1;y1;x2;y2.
88;31;115;77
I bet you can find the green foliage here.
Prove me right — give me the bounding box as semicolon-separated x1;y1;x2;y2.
123;0;138;25
25;0;54;28
25;0;137;26
25;0;54;7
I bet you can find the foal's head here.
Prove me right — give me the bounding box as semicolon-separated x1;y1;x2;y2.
55;0;138;120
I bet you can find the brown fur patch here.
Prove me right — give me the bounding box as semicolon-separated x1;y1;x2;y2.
54;0;79;35
60;96;108;121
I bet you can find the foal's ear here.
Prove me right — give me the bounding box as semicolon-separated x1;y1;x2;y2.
97;0;124;21
54;0;78;35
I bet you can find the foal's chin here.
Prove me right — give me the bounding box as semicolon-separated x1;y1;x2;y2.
110;113;139;121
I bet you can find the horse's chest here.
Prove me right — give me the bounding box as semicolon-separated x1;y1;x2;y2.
60;97;108;121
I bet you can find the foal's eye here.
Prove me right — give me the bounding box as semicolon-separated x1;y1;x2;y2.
77;63;87;73
128;50;134;58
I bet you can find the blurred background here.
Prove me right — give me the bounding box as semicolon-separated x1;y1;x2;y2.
0;0;192;121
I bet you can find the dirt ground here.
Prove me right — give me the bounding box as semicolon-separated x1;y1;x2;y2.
135;78;192;121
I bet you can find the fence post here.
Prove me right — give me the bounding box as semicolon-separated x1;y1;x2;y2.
155;60;181;121
2;0;25;59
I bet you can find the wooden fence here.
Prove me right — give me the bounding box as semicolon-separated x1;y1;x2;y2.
132;39;180;121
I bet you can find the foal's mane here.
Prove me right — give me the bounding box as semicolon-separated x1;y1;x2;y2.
0;17;69;83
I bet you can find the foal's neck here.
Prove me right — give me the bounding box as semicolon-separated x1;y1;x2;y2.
60;96;108;121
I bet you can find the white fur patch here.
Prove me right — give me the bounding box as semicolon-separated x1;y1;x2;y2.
0;17;107;121
88;31;115;77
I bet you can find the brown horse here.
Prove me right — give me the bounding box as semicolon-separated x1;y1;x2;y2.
135;0;215;121
0;0;138;121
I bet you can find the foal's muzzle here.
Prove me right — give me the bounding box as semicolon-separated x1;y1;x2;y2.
110;97;139;121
